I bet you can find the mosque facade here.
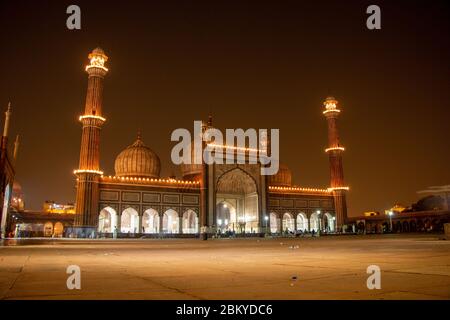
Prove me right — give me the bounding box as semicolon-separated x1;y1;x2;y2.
72;48;348;238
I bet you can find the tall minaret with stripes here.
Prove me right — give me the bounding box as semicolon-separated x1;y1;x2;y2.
74;48;109;233
323;97;348;231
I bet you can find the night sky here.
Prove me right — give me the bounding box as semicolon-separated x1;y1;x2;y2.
0;0;449;215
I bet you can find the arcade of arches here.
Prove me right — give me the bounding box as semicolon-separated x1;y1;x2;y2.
97;207;336;235
269;211;336;233
98;206;199;234
43;221;65;237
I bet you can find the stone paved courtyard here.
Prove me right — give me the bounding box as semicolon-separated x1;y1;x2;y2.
0;234;449;300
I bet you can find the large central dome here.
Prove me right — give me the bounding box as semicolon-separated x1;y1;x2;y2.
114;133;161;178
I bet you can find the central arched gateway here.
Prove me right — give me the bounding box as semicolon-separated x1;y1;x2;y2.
215;167;260;233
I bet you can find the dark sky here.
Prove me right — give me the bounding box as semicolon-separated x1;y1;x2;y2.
0;0;449;215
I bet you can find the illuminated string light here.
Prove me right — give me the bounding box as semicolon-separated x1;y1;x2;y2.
325;146;345;152
73;169;104;175
268;186;331;193
327;186;350;192
99;176;200;186
323;108;341;115
79;115;106;122
207;143;260;153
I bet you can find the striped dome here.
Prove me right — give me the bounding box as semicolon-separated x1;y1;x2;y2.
114;134;161;178
268;163;292;187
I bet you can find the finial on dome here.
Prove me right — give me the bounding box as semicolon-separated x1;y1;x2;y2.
137;130;142;141
208;115;213;127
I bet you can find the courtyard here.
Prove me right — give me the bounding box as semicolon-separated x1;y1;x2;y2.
0;234;449;300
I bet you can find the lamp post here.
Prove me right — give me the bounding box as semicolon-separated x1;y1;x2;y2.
388;211;393;232
264;215;269;234
238;217;245;234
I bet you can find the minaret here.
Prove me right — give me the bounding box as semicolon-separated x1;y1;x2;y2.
1;103;12;150
200;116;213;240
13;135;19;161
323;97;348;231
74;48;109;233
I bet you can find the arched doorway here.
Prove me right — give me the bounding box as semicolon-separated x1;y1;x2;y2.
121;207;139;233
182;209;198;234
270;212;279;233
216;168;259;233
282;213;295;233
142;208;159;233
216;201;236;232
296;212;308;232
310;212;320;232
98;207;117;233
44;222;53;237
163;209;179;233
54;222;64;237
323;213;335;232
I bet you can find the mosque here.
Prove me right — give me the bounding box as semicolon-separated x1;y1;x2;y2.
4;48;447;239
71;48;349;238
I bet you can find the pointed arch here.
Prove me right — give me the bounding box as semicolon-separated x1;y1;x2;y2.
163;209;179;233
142;208;159;233
182;209;198;234
323;212;335;232
282;212;295;233
270;212;279;233
99;206;117;233
216;167;259;233
121;207;139;233
310;212;320;232
296;212;308;231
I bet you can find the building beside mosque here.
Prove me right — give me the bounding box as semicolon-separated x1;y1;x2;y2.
0;103;19;238
70;48;348;238
349;187;450;234
8;190;75;238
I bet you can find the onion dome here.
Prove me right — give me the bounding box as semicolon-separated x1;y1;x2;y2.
114;133;161;178
268;163;292;187
180;142;203;181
